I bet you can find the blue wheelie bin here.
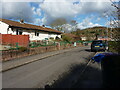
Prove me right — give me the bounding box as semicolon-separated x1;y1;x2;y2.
92;53;120;88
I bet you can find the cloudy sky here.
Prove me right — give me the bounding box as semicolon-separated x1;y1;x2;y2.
0;0;119;31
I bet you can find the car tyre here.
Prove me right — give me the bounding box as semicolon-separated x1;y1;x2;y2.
91;49;94;52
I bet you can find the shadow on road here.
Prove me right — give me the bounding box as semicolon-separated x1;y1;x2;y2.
85;49;98;53
85;49;92;52
45;63;103;89
85;49;106;53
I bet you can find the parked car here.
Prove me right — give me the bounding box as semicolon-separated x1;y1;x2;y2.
91;40;106;52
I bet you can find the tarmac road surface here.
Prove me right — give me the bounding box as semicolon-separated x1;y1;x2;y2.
2;46;97;88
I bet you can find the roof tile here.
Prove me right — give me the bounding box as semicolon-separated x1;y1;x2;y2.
0;18;63;34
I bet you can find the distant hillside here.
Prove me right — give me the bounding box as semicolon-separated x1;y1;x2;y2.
71;26;118;41
72;26;108;36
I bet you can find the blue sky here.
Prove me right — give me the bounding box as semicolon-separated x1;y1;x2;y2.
1;0;119;31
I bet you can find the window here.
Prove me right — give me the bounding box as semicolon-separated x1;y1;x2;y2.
35;31;39;36
37;32;39;36
92;40;103;44
16;30;18;35
19;31;23;35
16;30;23;35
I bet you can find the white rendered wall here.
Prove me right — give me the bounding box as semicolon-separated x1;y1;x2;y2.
29;32;49;41
49;34;61;39
8;28;16;35
0;21;9;34
0;21;61;41
57;35;61;38
8;29;60;41
81;37;87;41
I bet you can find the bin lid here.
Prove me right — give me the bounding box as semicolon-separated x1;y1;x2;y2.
91;52;119;63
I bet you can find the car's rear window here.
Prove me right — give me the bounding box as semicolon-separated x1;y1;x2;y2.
92;41;103;44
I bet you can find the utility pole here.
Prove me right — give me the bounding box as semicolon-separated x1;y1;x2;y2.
110;17;113;40
106;15;109;41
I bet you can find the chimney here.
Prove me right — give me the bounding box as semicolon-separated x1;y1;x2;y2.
42;25;45;27
20;19;24;24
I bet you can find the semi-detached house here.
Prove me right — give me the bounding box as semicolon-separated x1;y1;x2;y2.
0;19;63;41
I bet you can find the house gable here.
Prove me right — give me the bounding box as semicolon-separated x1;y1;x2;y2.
0;21;9;34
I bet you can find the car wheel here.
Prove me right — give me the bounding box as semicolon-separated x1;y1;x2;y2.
91;49;93;52
91;49;94;52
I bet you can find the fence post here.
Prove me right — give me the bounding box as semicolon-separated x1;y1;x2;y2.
16;42;19;50
46;47;47;52
10;50;12;58
45;41;47;46
56;43;60;50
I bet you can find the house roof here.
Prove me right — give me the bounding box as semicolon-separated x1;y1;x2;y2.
0;18;63;34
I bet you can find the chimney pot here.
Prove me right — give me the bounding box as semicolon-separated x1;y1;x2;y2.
20;19;24;24
42;25;45;27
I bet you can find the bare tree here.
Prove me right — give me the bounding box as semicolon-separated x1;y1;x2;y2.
50;18;67;31
109;0;120;53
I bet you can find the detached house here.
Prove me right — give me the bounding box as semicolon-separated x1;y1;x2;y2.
0;18;63;41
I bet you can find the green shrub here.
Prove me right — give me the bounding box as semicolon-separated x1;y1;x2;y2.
108;41;120;53
61;35;72;42
9;48;16;50
49;37;54;40
18;47;28;52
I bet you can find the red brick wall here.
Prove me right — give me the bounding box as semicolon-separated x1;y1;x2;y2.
0;34;29;47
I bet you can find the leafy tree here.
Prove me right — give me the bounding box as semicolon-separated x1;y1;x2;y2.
61;35;73;42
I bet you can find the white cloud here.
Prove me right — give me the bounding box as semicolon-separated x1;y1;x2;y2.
58;24;77;33
34;18;42;25
1;0;118;28
77;22;101;29
32;7;41;16
40;0;80;25
2;0;44;2
1;2;34;22
77;17;101;29
79;1;115;15
82;0;119;2
36;8;41;16
39;0;116;25
97;17;101;21
3;0;116;3
0;1;2;18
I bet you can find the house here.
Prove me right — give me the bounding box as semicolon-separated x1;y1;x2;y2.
98;36;111;41
0;18;63;41
80;35;87;41
80;35;96;41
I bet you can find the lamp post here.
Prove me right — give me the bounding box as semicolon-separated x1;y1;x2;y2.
110;17;113;40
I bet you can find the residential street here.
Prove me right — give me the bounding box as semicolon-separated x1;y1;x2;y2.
2;46;102;88
1;1;119;89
